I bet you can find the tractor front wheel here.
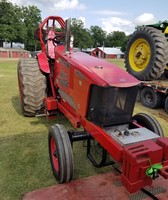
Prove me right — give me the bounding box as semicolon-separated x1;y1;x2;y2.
48;124;74;183
132;113;164;137
18;58;46;116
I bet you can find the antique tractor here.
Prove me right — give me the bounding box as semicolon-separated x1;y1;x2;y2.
18;16;168;194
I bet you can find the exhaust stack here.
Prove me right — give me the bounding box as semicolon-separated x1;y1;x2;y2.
64;18;71;52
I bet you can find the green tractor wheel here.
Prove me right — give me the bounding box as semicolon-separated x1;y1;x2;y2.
125;26;168;80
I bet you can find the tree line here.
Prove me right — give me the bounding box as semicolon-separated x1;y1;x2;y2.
71;18;128;52
0;0;129;52
0;0;41;51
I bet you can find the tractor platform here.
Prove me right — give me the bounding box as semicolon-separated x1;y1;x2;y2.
22;172;168;200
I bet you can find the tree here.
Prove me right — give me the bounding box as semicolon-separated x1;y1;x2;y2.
105;31;128;52
0;0;30;48
71;18;93;49
90;25;106;47
0;0;15;47
121;35;129;52
12;5;27;46
22;5;42;51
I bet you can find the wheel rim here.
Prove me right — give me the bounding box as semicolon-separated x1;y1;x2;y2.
129;38;151;72
145;91;154;104
50;137;59;172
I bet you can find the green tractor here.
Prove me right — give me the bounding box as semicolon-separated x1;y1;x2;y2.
125;21;168;80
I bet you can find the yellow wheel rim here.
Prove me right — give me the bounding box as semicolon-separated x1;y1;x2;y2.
129;38;151;72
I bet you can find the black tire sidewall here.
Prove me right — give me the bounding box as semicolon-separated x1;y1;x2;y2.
48;125;65;182
141;87;162;108
48;124;74;183
164;96;168;113
132;113;164;137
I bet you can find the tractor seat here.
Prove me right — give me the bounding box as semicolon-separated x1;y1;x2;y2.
46;30;55;59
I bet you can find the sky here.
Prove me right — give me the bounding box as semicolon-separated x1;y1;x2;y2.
10;0;168;35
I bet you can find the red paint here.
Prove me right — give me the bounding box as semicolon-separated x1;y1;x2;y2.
38;16;65;54
0;50;30;58
0;51;8;58
50;138;59;172
51;43;168;193
132;121;142;128
45;97;57;111
46;30;56;59
160;163;168;179
49;74;57;98
61;51;140;87
22;171;168;200
121;140;163;193
157;137;168;160
81;118;122;161
35;16;168;194
57;100;81;128
53;49;140;120
37;52;50;73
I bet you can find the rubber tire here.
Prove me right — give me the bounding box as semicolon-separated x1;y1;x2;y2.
164;69;168;78
48;124;74;183
132;113;164;137
140;87;162;109
17;58;46;116
164;96;168;113
125;26;168;80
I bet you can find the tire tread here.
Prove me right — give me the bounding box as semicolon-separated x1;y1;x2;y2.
18;58;46;116
125;26;168;80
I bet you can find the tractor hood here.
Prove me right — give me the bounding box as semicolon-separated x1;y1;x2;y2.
70;51;140;87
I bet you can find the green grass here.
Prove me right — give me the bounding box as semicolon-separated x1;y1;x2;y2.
107;58;126;70
0;58;168;200
0;59;112;200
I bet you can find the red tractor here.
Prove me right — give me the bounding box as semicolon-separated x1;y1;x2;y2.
18;16;168;194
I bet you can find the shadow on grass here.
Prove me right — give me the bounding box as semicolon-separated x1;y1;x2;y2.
11;95;72;128
11;95;23;116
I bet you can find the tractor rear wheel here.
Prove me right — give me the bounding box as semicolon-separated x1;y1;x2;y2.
140;87;163;109
48;124;74;183
18;58;46;116
132;113;164;137
125;26;168;80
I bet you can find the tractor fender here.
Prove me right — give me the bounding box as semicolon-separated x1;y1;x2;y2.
36;52;50;74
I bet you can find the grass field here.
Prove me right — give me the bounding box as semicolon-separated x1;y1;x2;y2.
0;58;168;200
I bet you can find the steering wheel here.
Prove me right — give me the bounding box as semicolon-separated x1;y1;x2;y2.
53;32;65;46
